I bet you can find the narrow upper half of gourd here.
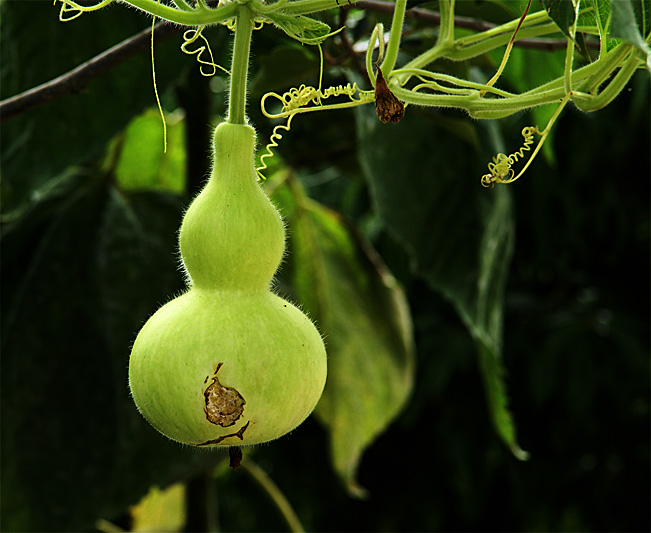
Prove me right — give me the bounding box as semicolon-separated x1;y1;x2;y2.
179;123;285;291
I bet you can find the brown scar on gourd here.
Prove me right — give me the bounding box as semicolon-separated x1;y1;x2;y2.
197;421;250;447
203;362;245;427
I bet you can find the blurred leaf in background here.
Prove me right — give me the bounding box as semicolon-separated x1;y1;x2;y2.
270;173;415;497
356;104;525;458
111;108;187;194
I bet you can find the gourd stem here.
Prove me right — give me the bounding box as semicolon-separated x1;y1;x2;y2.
228;5;254;125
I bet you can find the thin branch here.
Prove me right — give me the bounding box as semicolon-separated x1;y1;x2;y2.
356;0;491;32
0;21;180;125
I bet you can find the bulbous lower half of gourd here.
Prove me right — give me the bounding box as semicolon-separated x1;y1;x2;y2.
179;123;285;290
128;289;327;447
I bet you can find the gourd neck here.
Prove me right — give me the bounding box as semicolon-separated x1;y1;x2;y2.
178;122;286;291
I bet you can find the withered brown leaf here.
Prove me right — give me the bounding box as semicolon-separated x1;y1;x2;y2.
374;65;405;124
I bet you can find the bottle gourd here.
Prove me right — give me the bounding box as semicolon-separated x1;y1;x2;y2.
128;122;327;447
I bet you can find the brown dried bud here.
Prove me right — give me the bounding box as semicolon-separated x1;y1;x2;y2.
374;65;405;124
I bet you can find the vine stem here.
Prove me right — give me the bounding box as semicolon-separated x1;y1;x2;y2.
564;0;581;94
392;0;455;85
241;458;305;533
228;5;254;125
438;0;455;46
380;0;407;75
117;0;237;24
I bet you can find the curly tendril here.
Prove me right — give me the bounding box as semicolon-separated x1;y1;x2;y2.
257;82;371;180
262;82;367;118
256;114;294;181
257;44;373;179
151;18;167;153
181;28;230;76
481;126;542;187
481;92;573;188
55;0;115;21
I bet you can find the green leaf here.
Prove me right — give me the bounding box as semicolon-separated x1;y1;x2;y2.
270;175;416;497
113;108;187;193
611;0;651;71
355;105;527;460
129;483;186;531
539;0;577;38
264;12;334;45
585;0;614;52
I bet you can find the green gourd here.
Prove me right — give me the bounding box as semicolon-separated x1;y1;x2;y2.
128;122;327;447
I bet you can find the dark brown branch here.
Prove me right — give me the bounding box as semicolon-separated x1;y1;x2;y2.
356;0;491;33
0;21;180;125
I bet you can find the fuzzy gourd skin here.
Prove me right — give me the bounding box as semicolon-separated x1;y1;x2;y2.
128;122;327;447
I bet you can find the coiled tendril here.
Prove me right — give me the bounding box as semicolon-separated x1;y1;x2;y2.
55;0;115;21
256;115;295;181
257;44;374;180
257;83;370;180
481;126;542;187
480;92;572;188
181;28;230;76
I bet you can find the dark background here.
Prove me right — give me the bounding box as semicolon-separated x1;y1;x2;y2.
2;1;649;531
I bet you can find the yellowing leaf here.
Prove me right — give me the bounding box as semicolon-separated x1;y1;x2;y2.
271;175;415;497
130;484;186;532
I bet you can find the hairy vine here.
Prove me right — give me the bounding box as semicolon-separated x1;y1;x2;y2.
40;0;651;186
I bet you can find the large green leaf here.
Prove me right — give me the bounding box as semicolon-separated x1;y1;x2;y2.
610;0;651;71
586;0;614;51
611;0;651;38
270;174;415;497
355;104;527;459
